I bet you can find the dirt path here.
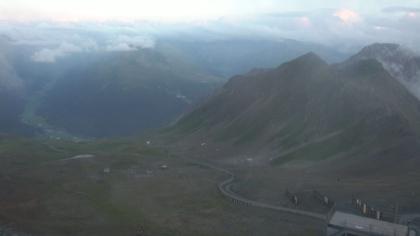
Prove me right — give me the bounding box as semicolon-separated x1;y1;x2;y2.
188;159;327;221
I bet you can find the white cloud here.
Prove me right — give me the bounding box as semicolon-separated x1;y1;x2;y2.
106;43;133;52
10;21;157;62
31;42;82;63
1;4;418;62
30;35;155;62
334;9;362;24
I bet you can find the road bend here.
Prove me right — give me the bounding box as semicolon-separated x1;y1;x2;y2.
188;159;326;221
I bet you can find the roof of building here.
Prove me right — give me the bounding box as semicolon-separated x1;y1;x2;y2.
329;211;408;236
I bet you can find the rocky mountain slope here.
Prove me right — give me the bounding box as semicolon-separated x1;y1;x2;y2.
1;37;347;138
349;43;420;99
171;48;420;164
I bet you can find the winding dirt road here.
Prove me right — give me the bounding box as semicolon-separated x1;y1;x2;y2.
190;159;327;221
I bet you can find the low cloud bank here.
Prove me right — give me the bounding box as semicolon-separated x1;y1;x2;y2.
105;35;155;52
1;5;420;63
31;42;82;63
28;33;156;63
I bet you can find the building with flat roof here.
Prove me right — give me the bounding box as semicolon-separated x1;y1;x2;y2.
327;211;416;236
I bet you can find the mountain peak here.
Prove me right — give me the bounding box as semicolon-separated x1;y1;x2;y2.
346;42;420;99
281;52;328;70
362;43;400;51
354;43;402;59
172;49;420;163
296;52;325;63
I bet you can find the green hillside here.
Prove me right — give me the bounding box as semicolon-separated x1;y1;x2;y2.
171;52;420;165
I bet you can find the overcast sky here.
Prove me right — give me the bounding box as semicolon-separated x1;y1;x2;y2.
0;0;419;21
1;0;420;62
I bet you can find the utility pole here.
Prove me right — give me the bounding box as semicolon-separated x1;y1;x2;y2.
394;202;399;223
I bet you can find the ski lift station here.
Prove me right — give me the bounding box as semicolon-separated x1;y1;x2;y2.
327;211;416;236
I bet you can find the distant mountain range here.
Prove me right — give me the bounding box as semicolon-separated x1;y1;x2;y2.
171;43;420;165
0;38;348;138
37;49;222;137
158;38;348;78
3;38;419;142
0;40;32;135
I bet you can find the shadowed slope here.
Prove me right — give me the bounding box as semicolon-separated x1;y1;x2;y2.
170;51;420;165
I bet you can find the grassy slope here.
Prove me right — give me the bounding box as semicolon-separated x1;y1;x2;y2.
160;53;420;225
0;137;322;236
170;54;420;168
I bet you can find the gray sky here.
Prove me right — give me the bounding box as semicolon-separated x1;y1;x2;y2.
0;0;419;21
1;0;420;61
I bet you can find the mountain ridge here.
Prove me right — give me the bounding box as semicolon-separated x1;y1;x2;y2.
169;47;420;165
348;43;420;98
